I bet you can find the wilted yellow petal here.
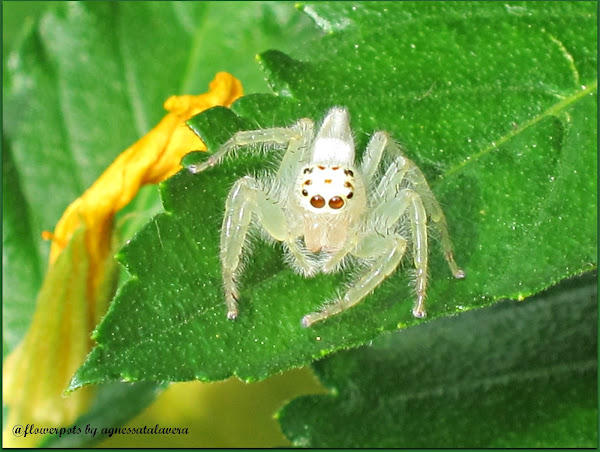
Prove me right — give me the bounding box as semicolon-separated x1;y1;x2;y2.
48;70;241;319
49;72;242;301
3;228;117;447
3;72;243;446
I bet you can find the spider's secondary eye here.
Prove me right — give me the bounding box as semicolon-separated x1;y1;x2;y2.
302;189;308;196
347;192;354;199
310;195;326;208
329;196;345;209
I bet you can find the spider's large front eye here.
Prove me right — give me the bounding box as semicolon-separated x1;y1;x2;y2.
328;196;344;209
310;195;326;208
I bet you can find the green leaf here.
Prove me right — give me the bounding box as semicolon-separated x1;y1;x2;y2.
72;1;596;389
278;272;598;447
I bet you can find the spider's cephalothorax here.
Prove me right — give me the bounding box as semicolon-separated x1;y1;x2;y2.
295;162;366;252
188;107;465;327
298;165;356;213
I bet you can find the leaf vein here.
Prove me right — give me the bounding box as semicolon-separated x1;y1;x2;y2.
443;81;597;179
545;31;581;88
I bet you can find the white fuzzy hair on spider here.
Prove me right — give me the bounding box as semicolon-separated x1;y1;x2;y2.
188;107;465;327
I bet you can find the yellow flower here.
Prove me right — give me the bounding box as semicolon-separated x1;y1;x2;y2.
3;72;243;447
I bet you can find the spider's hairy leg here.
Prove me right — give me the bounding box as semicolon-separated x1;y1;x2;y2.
359;131;390;184
276;118;315;180
302;233;407;327
377;139;465;279
188;127;299;174
221;176;302;319
403;190;430;318
373;189;434;318
372;188;445;317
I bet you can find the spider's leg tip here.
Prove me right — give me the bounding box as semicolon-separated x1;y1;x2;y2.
227;310;238;320
455;269;466;279
301;315;313;328
412;308;427;319
188;161;212;174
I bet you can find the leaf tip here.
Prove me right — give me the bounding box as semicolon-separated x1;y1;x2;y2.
65;373;84;394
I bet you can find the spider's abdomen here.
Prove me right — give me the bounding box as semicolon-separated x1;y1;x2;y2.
311;107;355;166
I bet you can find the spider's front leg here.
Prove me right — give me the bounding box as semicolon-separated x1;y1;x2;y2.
188;126;300;174
220;176;312;319
302;233;407;327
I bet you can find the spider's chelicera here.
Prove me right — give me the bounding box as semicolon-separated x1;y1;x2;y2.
188;107;465;327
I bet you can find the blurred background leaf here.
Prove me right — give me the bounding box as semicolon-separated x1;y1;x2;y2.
279;271;598;447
